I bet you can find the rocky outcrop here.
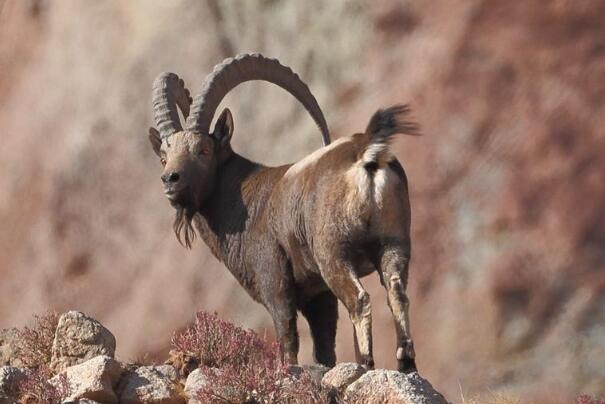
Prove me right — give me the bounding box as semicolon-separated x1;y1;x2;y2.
50;311;116;372
1;312;452;403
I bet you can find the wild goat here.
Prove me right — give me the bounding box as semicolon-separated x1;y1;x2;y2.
148;53;418;372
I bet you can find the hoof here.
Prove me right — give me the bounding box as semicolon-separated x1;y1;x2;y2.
397;341;416;373
361;355;375;370
398;356;417;373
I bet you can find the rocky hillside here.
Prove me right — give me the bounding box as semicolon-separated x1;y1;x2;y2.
0;1;604;402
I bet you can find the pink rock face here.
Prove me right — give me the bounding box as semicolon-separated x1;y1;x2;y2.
0;0;603;401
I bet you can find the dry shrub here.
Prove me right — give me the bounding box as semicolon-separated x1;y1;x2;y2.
12;311;59;369
171;311;266;369
6;365;70;404
3;312;67;403
576;395;605;404
195;344;329;403
172;311;330;403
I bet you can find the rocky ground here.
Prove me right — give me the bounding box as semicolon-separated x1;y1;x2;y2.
0;311;449;403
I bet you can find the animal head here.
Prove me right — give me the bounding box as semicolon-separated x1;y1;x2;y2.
149;53;331;246
148;107;233;210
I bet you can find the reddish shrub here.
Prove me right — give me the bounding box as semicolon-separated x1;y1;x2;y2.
171;311;266;369
576;395;605;404
13;312;59;369
11;365;70;404
196;341;329;403
172;311;330;403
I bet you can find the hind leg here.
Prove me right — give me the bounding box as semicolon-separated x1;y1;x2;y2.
379;246;416;372
301;290;338;367
316;256;374;369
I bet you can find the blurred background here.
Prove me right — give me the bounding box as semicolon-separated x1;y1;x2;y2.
0;0;603;402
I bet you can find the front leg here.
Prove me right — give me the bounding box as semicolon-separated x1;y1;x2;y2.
255;246;299;365
266;295;299;365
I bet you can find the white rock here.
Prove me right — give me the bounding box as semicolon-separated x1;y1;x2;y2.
51;311;116;372
184;368;212;404
52;355;122;404
117;365;184;404
322;362;366;392
345;370;449;404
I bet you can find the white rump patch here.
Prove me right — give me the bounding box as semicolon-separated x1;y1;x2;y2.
362;143;394;166
373;168;396;209
346;164;396;210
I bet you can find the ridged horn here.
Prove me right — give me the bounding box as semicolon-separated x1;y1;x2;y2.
152;72;193;139
186;53;330;145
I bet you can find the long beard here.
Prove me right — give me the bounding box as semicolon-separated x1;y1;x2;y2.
173;206;198;249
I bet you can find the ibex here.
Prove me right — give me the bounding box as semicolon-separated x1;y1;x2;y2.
148;53;418;372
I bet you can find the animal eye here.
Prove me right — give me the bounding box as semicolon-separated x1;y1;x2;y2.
160;158;167;166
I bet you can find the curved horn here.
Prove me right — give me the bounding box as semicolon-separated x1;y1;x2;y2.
186;53;330;145
152;72;193;139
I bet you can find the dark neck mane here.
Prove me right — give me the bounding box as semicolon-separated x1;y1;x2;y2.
194;153;263;268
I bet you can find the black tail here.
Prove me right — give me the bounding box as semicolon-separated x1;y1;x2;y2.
362;104;420;170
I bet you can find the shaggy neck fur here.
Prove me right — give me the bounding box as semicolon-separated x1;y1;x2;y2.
178;153;273;269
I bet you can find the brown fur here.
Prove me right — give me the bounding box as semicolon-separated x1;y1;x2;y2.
148;105;418;371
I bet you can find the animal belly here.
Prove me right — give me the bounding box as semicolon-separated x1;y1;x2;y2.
355;259;377;278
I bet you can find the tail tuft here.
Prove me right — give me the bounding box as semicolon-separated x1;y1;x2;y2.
362;104;420;169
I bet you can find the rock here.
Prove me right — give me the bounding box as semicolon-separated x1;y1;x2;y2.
51;355;122;404
0;366;25;400
322;362;366;392
184;368;211;404
50;311;116;372
153;365;179;382
61;399;103;404
345;370;449;404
117;365;184;404
183;367;231;404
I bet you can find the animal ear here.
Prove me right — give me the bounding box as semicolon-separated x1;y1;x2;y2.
212;108;234;147
148;127;162;157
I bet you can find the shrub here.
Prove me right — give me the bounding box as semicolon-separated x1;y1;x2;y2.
195;341;329;403
6;365;70;404
12;312;59;369
576;395;605;404
171;311;266;369
172;311;331;403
